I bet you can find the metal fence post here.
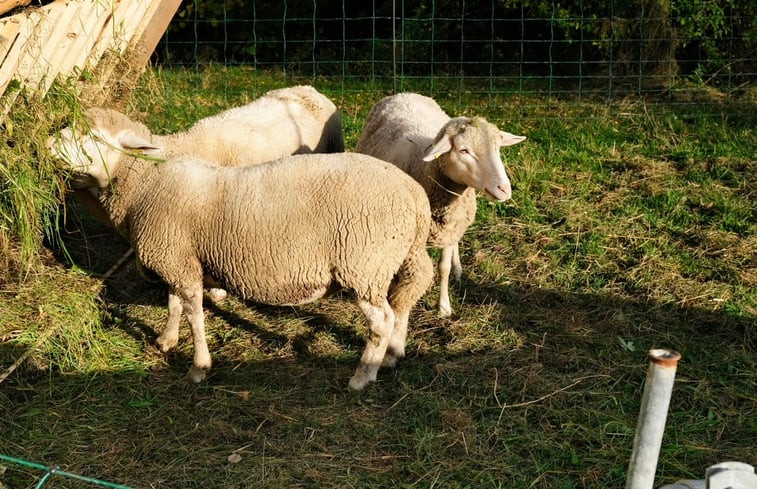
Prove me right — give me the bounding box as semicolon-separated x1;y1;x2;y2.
626;348;682;489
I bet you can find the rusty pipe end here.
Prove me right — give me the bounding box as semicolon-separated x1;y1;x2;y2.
648;348;681;368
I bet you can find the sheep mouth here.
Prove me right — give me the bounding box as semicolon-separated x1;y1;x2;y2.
483;186;511;202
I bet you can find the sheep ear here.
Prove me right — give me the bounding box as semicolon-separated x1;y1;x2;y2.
500;131;526;147
119;132;161;151
422;135;453;161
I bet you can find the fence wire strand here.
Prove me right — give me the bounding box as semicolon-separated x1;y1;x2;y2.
0;454;133;489
156;0;755;112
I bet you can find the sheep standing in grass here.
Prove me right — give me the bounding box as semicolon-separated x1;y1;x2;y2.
355;93;525;317
51;118;434;391
68;85;344;301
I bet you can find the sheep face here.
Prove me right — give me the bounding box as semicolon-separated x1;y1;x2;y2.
50;114;161;188
423;117;525;202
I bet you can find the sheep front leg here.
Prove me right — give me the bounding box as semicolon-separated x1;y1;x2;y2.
156;292;182;352
349;299;395;391
451;242;462;281
177;282;212;383
438;245;455;317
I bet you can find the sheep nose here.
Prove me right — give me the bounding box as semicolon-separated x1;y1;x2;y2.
498;183;512;201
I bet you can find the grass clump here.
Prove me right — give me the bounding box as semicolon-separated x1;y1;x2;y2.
0;94;67;278
0;66;755;488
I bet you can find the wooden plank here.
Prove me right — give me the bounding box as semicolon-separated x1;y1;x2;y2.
0;0;31;17
0;16;23;67
87;0;179;107
87;0;152;90
117;0;153;51
128;0;181;68
15;2;78;92
85;0;135;67
54;1;102;76
1;0;179;114
34;1;85;94
66;1;116;74
0;8;36;96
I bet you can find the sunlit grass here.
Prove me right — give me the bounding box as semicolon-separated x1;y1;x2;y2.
0;65;754;488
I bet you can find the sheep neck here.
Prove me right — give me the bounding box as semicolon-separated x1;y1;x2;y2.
423;157;477;247
425;158;469;206
98;156;154;236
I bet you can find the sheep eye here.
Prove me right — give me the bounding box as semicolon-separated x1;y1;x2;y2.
458;148;470;155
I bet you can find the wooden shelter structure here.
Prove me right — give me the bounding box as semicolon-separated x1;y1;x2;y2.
0;0;180;115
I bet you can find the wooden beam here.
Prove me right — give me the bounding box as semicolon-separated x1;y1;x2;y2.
0;0;31;17
130;0;181;68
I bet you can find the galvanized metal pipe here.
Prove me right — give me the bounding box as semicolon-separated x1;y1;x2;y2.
626;348;682;489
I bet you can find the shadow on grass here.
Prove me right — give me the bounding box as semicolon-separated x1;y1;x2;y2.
22;196;752;487
2;276;754;489
51;195;755;382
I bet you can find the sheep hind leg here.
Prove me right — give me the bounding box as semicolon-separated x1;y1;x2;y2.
383;245;434;368
177;282;212;383
348;299;394;391
438;245;455;317
156;292;182;352
381;309;409;368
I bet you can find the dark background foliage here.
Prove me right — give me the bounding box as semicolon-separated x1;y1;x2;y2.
157;0;756;89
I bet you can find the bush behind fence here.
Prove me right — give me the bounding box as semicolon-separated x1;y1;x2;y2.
157;0;756;100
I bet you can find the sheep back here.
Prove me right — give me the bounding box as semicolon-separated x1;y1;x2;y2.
160;85;344;166
105;152;430;306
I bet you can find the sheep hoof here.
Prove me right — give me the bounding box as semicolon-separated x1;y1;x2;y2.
381;356;398;368
155;335;178;353
187;366;207;384
348;373;371;391
204;287;228;303
381;348;404;368
438;304;453;318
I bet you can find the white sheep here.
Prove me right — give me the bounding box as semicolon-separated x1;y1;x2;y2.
51;115;434;391
80;85;344;164
355;93;525;317
66;85;344;301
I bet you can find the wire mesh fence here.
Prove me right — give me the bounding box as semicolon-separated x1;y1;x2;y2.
154;0;756;110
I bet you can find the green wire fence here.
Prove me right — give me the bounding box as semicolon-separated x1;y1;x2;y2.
155;0;756;107
0;454;133;489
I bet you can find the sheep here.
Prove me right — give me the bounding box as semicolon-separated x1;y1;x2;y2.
76;84;343;161
64;85;344;301
50;116;434;391
355;93;525;317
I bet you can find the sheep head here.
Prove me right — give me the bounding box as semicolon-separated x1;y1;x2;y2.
49;108;162;189
423;117;525;202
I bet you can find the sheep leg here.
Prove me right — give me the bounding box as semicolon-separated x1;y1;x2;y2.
178;282;212;383
381;309;409;368
156;292;182;352
348;299;394;391
383;245;434;368
438;245;455;317
451;243;463;281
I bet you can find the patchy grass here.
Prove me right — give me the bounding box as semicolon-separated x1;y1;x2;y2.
1;66;755;488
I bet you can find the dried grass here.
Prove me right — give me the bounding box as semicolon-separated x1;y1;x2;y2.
0;66;754;488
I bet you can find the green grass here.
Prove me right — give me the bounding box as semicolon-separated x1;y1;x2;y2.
0;65;755;488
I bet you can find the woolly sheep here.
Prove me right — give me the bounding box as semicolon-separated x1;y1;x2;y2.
50;117;434;391
65;85;344;300
94;85;342;161
355;93;525;317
